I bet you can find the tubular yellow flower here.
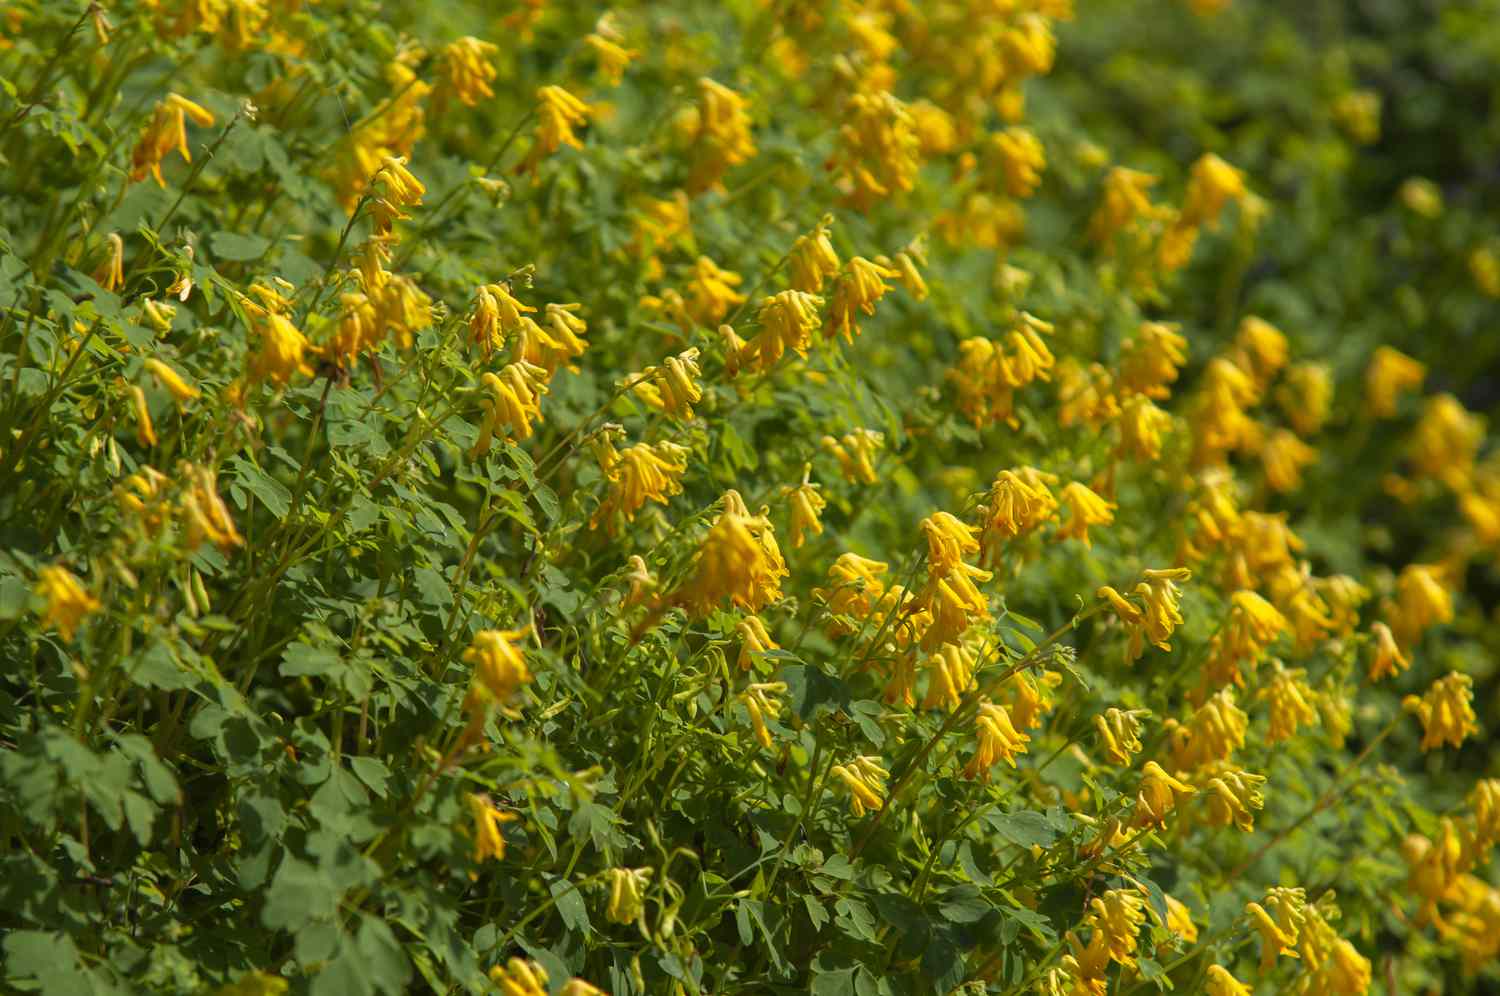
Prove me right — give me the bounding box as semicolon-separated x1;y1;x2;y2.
892;245;928;300
1261;428;1318;493
1409;393;1484;489
679;492;788;616
920;511;981;577
1088;166;1158;245
246;312;315;387
1000;667;1061;730
591;440;689;531
1170;688;1248;769
736;615;778;671
130;93;216;187
128;384;157;447
783;466;826;549
181;463;244;553
1138;567;1191;651
629;348;703;420
1117;394;1172;462
1403;821;1464;925
466;793;517;864
817;552;888;626
745;290;822;370
829;90;920;212
1057;358;1119;430
682;78;757;193
1056;482;1115;547
489;958;550;996
830;755;888;817
35;565;101;642
1277;362;1333;436
1247;890;1306;971
97;232;125;291
469;361;551;458
1197;764;1266;831
1162;894;1198;943
1136;760;1195;827
559;981;606;996
921;642;976;712
369;155;426;231
1180;153;1246;229
824;256;899;343
1392;562;1453;648
962;700;1030;779
1094;707;1148;765
685;256;746;326
991;126;1046;198
437;36;499;108
463;627;533;710
1403;671;1479;752
1204;589;1288;689
1259;659;1319;744
788;217;841;293
1119;321;1188;400
585;17;637;87
525;85;591;171
1205;965;1251;996
1085;889;1147;967
739;681;788;748
920;560;993;649
822;428;883;485
605;867;652;926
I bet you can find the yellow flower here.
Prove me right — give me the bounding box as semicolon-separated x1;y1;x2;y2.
629;348;703;420
469;362;551;457
992;126;1046;198
1470;246;1500;297
1161;894;1198;943
1198;764;1266;831
1259;659;1319;744
1000;667;1061;730
585;16;637;86
605;866;652;926
1246;888;1306;971
1399;177;1444;218
1119;321;1188;400
824;256;899;343
830;755;888;816
682;78;757;194
680;492;788;615
1204;965;1250;996
920;511;981;577
559;981;606;996
246;311;315;387
783;466;826;549
466;793;517;864
1136;760;1194;827
1057;359;1120;430
739;681;788;748
1116;395;1172;462
788;217;841;293
524;85;591;171
1277;362;1333;436
1180;153;1246;229
979;467;1058;557
746;290;822;370
830;90;920;211
1392;562;1453;648
817;552;888;626
590;440;689;531
1094;708;1148;765
1056;482;1115;547
736;615;778;671
1169;688;1247;769
1403;821;1464;925
1363;345;1425;418
488;958;550;996
685;256;746;326
1138;567;1190;650
181;463;244;553
463;627;533;709
1333;89;1381;144
128;384;157;448
891;244;928;300
1409;394;1484;489
822;428;883;485
369;155;426;231
96;232;125;291
962;701;1030;779
921;642;976;712
1404;671;1479;752
1084;889;1146;966
1089;166;1158;245
35;565;101;642
130;93;216;187
1260;428;1318;494
437;36;499;108
1204;589;1288;688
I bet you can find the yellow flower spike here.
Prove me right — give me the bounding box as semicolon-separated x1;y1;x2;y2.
685;256;746;327
524;85;591;172
735;615;778;671
830;755;888;817
830;90;920;212
682;77;757;194
130;93;216;187
1404;671;1479;752
962;700;1030;780
1259;659;1319;744
127;384;157;447
462;627;533;712
919;511;981;578
1409;394;1484;489
1198;764;1266;831
97;232;125;291
1161;894;1198;943
466;793;517;864
368;155;426;231
181;463;244;553
329;291;379;363
1246;890;1306;971
1260;428;1318;494
437;36;499;108
718;323;749;378
1172;688;1248;770
678;493;788;616
991;126;1046;198
605;867;653;926
783;465;826;549
822;428;883;485
1135;760;1195;827
590;440;689;532
1137;567;1191;651
1119;321;1188;400
824;256;899;343
1180;153;1246;230
1402;821;1464;925
1116;394;1172;463
739;681;788;748
1277;362;1333;436
1204;965;1251;996
919;560;992;649
1093;707;1147;765
1088;166;1158;246
246;311;315;387
747;290;822;370
488;958;550;996
585;15;637;87
34;565;101;642
1000;667;1061;729
892;246;928;300
816;552;888;627
1056;482;1115;547
1392;562;1453;648
1085;889;1146;966
979;467;1058;558
787;217;841;294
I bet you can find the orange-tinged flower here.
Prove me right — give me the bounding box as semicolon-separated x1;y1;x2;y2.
130;93;216;187
466;793;517;863
963;700;1030;779
783;466;826;549
590;440;689;531
35;565;101;642
824;256;899;343
788;217;841;293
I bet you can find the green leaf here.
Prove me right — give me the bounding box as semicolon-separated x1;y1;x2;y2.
282;642;340;678
549;876;592;936
985;809;1058;848
231;457;292;519
210;231;272;261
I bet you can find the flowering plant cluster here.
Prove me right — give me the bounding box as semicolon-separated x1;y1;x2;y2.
2;1;1499;994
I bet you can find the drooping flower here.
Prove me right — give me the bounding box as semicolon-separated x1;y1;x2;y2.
824;256;899;343
1179;153;1246;230
97;232;125;291
745;290;822;370
523;85;591;171
684;256;746;326
466;793;517;863
437;37;499;108
1198;764;1267;831
34;565;101;642
489;959;551;996
127;384;156;447
1089;166;1159;246
1136;761;1195;827
469;362;551;457
1056;482;1115;547
1246;888;1307;971
736;615;778;671
1404;671;1479;752
962;700;1031;779
920;511;981;577
739;681;788;748
829;90;920;211
180;462;244;553
681;78;757;193
1117;395;1172;462
1084;889;1147;967
605;867;653;927
1391;563;1453;648
822;429;884;485
1119;321;1188;400
1409;394;1484;490
1259;659;1319;744
590;440;690;531
922;642;977;712
783;465;826;549
1167;688;1247;769
679;492;788;615
1205;966;1250;996
629;348;704;420
585;16;637;86
991;126;1046;198
463;628;533;710
1261;428;1318;493
1094;708;1148;765
130;93;216;187
830;755;889;816
817;552;888;627
787;217;841;293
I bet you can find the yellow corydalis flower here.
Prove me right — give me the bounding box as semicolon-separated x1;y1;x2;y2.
1403;820;1465;925
585;15;637;86
471;282;536;357
962;701;1030;780
1204;589;1288;689
1180;153;1246;229
525;85;591;171
1117;394;1172;462
1404;671;1479;752
1167;687;1248;769
830;90;920;212
739;681;788;748
246;311;315;387
824;256;899;343
682;78;757;194
817;552;888;626
822;428;883;485
1409;394;1484;489
745;290;822;370
1259;659;1319;744
466;793;517;864
437;36;499;108
922;642;976;712
1261;428;1318;494
368;155;426;232
1246;888;1307;971
1094;707;1148;765
1136;760;1195;827
685;256;746;326
1056;482;1115;547
1119;321;1188;400
1205;965;1251;996
1097;568;1191;661
97;232;125;291
788;217;841;294
1367;620;1410;682
127;384;156;447
991;126;1046;198
35;565;101;642
680;491;788;615
469;362;551;457
1198;763;1266;831
783;465;826;549
1089;166;1159;245
736;615;778;671
830;755;889;816
605;866;652;926
1085;889;1147;967
463;627;532;716
590;440;689;532
181;462;244;552
1392;562;1453;648
488;958;550;996
130;93;216;187
920;511;981;577
629;348;703;420
979;467;1058;555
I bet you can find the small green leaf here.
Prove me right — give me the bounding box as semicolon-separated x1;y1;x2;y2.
210;231;272;261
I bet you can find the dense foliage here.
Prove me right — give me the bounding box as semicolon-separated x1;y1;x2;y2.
3;1;1500;993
